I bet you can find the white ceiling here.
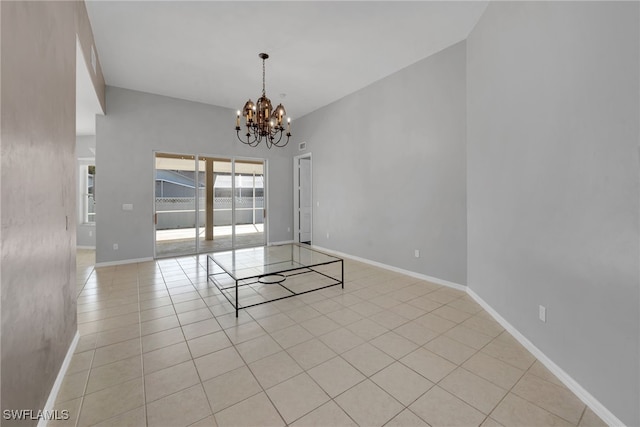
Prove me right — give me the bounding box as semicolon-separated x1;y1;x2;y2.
84;1;488;121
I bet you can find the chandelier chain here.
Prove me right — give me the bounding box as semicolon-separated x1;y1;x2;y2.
262;57;266;97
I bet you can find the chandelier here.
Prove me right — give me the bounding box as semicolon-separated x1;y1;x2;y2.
236;53;291;148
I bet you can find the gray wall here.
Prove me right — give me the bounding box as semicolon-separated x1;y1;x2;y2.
77;135;96;248
76;134;96;158
96;87;293;264
1;1;77;423
466;2;639;425
294;41;467;285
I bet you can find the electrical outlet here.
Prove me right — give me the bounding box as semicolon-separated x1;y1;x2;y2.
326;232;330;239
287;227;291;232
89;230;93;237
414;249;420;258
113;243;119;250
539;305;546;323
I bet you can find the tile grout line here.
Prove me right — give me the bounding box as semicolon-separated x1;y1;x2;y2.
577;404;588;426
433;320;524;426
293;269;433;425
70;260;97;427
328;290;503;425
200;262;352;424
253;272;403;425
197;253;318;424
145;254;245;423
212;271;290;426
506;360;586;426
140;256;210;426
241;304;351;426
87;264;148;426
138;260;150;427
178;254;220;424
369;293;481;425
72;265;102;427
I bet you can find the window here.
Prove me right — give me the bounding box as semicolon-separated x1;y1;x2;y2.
84;165;95;223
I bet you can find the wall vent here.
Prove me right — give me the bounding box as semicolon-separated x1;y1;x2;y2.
299;141;307;151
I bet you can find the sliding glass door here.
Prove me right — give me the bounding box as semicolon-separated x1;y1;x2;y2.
154;154;198;257
234;160;265;248
197;157;234;253
154;152;266;258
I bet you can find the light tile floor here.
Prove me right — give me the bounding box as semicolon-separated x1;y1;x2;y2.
54;249;607;427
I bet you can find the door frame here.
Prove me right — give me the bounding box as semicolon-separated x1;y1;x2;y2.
293;153;312;244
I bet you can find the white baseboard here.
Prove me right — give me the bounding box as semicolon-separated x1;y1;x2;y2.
76;245;96;250
311;245;466;292
466;288;625;427
38;331;79;427
95;257;153;268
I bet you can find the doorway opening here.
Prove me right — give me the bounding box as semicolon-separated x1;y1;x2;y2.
293;153;312;245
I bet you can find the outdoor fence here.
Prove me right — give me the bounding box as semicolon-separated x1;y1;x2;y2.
155;197;264;230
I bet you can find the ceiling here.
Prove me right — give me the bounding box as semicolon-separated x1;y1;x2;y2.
83;1;488;123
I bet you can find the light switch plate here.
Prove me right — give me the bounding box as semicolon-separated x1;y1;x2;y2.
539;305;546;322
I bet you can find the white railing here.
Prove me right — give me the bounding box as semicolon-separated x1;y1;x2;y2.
155;197;264;230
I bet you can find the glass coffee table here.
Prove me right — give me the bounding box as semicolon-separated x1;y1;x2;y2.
206;243;344;317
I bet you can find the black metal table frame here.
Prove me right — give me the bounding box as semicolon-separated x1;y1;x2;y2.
206;246;344;317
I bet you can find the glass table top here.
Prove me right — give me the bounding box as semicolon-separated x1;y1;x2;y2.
208;243;341;281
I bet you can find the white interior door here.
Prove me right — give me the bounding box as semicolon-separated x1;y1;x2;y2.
296;155;312;244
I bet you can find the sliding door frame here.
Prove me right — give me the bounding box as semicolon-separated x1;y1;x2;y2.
152;151;200;259
153;150;267;258
230;156;268;250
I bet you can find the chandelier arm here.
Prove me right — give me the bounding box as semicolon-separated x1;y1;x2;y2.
237;128;261;147
249;123;263;146
236;129;249;145
273;132;290;148
271;129;284;146
249;132;261;147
